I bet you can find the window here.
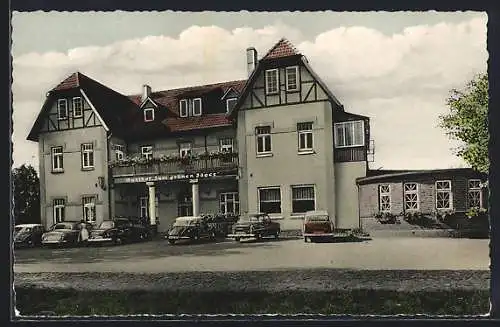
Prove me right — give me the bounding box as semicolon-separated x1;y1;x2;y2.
258;187;281;214
220;192;239;215
404;183;419;211
72;97;83;118
256;126;272;155
179;99;188;117
436;180;453;210
297;122;314;153
82;196;96;223
53;199;65;223
57;99;68;120
379;184;391;212
286;66;299;91
141;146;153;160
291;185;315;214
51;146;64;172
334;121;365;147
265;69;279;94
179;142;192;157
219;138;234;153
139;196;158;219
468;179;483;209
226;98;238;113
115;144;124;161
193;98;202;116
143;108;154;122
81;143;94;169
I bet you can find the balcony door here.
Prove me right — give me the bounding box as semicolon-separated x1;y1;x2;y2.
177;189;193;217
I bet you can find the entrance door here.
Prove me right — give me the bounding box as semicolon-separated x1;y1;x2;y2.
178;193;193;217
139;196;159;222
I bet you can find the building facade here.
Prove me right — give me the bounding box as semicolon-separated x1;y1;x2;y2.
28;38;371;233
356;168;488;233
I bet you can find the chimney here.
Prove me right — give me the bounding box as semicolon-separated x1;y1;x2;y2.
246;47;258;77
141;84;151;103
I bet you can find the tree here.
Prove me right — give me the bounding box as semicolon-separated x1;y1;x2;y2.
439;73;489;173
12;164;40;225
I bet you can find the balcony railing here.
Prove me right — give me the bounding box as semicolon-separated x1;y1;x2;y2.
111;152;239;178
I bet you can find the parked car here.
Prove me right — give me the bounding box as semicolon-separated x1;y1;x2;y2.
302;210;335;242
13;224;45;248
201;213;239;238
227;213;281;242
41;222;92;247
166;216;217;245
88;217;150;245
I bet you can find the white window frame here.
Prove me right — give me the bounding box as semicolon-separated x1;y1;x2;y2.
143;108;155;122
139;196;159;219
72;97;83;118
436;180;453;210
258;187;282;214
468;179;483;209
404;182;419;211
291;185;316;215
297;122;314;153
179;99;188;117
192;98;202;116
81;143;95;169
179;142;192;158
285;66;299;92
219;192;239;215
226;98;238;113
115;144;124;161
265;69;279;95
82;196;96;223
53;199;65;224
219;138;234;153
256;126;272;156
334;120;365;148
57;99;68;120
141;145;153;160
379;184;391;213
51;146;64;172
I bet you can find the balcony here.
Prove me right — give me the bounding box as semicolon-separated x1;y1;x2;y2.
111;152;239;184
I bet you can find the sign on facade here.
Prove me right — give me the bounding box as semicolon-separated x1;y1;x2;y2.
119;172;219;184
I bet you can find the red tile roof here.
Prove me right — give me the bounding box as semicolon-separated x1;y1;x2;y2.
164;113;232;132
262;38;299;60
52;72;81;91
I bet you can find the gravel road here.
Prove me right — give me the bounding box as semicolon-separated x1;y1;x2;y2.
14;269;490;292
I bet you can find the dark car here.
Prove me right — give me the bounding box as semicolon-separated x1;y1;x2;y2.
88;218;150;245
302;210;335;242
14;224;45;248
41;222;91;247
166;216;216;245
227;213;281;242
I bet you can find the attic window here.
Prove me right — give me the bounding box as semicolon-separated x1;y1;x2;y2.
72;97;83;118
57;99;68;120
179;98;202;117
193;98;202;116
144;108;154;122
265;69;279;94
226;98;238;113
179;99;188;117
285;66;299;91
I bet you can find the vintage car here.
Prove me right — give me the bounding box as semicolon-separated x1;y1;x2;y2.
13;224;45;248
166;216;217;245
41;222;92;247
227;213;281;242
302;210;335;242
88;217;151;245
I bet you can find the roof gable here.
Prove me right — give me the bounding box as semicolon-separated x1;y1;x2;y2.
262;38;299;60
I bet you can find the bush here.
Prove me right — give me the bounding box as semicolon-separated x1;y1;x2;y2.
374;212;399;224
403;212;436;228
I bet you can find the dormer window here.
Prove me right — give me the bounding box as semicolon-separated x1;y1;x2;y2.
193;98;202;116
57;99;68;120
226;98;238;113
179;99;188;117
143;108;155;122
265;69;279;94
285;66;299;91
179;98;202;117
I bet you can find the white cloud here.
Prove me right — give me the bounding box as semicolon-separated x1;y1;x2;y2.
12;14;487;170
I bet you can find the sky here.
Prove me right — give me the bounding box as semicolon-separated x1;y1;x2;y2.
11;11;488;170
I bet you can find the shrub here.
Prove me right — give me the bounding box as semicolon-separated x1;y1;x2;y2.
374;212;399;224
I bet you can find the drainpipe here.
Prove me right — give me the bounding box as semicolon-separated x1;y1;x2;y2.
107;131;113;222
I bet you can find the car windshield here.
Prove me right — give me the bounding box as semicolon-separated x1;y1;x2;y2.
14;226;24;234
306;215;329;222
174;219;198;227
239;215;263;223
99;221;114;229
53;223;73;230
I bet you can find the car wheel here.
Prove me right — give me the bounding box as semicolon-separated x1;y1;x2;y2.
256;233;261;240
274;231;280;239
304;237;309;243
168;239;176;245
114;237;122;245
235;237;241;242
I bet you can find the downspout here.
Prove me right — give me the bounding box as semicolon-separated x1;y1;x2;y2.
107;131;113;220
